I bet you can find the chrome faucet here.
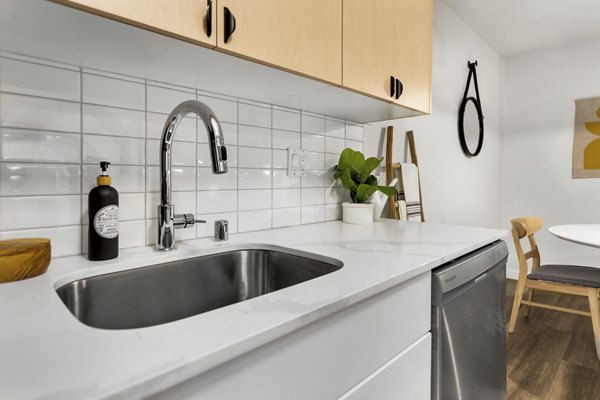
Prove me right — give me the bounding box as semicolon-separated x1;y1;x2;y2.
156;100;228;251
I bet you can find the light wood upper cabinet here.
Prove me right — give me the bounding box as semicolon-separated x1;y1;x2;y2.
343;0;432;114
393;0;432;113
343;0;395;101
53;0;217;47
216;0;342;85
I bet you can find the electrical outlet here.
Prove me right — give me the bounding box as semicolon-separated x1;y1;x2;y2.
287;148;306;176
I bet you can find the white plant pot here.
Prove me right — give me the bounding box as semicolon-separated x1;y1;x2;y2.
342;202;374;224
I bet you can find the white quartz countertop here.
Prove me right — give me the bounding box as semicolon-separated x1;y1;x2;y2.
0;220;506;400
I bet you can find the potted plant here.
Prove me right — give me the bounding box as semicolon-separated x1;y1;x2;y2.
334;148;396;224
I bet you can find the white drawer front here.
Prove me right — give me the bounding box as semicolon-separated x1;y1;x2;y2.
339;333;432;400
150;272;431;400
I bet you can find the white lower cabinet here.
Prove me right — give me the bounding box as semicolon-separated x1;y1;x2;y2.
150;272;431;400
338;333;431;400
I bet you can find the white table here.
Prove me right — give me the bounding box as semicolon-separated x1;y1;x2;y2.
549;224;600;248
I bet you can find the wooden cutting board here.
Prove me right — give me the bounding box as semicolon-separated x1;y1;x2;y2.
0;238;51;283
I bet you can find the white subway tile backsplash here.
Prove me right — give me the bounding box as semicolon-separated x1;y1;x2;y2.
197;94;237;123
238;209;271;232
0;195;80;230
197;166;237;191
0;163;80;196
118;220;146;249
325;153;339;170
83;73;145;110
0;57;80;101
273;207;301;228
301;170;325;188
0;129;80;163
301;113;325;135
238;168;271;189
83;135;145;165
306;151;325;170
272;149;288;169
301;188;324;206
82;165;144;193
239;189;271;211
346;140;363;152
325;137;345;154
345;124;364;141
0;53;364;255
273;109;300;132
302;134;325;152
0;93;80;132
147;85;195;113
272;129;300;149
272;169;300;188
146;112;196;141
301;205;325;224
146;139;196;166
82;104;145;138
197;190;237;214
273;188;300;208
238;102;271;128
238;125;271;148
0;226;81;257
238;147;271;168
325;118;345;138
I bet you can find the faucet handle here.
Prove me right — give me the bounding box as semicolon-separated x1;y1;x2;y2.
174;213;206;229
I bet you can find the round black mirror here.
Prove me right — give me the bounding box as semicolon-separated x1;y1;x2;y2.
458;96;484;157
458;61;484;157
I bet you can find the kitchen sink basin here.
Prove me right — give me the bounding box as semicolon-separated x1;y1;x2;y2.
56;247;343;330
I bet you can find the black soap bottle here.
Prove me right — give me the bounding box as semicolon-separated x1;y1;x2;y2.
88;161;119;261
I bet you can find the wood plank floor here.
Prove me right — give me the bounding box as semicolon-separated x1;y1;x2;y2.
506;279;600;400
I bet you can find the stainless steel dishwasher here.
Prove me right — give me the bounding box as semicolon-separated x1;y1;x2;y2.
431;240;509;400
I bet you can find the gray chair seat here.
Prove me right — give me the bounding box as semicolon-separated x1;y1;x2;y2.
528;264;600;288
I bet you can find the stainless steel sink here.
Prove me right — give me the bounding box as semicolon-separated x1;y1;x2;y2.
56;247;342;330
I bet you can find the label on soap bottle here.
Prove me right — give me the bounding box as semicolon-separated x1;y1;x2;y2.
94;205;119;239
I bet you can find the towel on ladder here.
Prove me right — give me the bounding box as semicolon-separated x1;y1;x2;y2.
396;163;422;221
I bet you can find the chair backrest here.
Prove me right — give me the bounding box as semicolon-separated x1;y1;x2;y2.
510;217;543;278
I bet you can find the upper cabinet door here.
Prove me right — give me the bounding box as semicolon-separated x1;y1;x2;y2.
343;0;395;102
216;0;342;85
393;0;432;113
54;0;217;47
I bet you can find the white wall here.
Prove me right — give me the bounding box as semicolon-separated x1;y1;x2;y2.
501;38;600;275
364;0;504;229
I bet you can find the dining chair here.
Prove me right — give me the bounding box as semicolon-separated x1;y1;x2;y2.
508;216;600;361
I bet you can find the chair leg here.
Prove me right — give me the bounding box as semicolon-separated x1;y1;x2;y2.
524;289;534;318
508;279;527;334
588;288;600;361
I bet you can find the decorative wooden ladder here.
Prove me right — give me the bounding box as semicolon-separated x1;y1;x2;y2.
385;126;425;221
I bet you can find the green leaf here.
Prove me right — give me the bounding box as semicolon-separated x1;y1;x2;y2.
377;185;396;197
338;148;365;175
362;157;383;177
338;169;357;192
355;184;378;203
365;175;378;186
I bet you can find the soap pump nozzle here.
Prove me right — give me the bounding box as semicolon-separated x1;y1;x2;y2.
97;161;112;185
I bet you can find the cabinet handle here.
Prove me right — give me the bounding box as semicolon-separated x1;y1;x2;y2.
395;79;403;99
223;7;236;43
390;76;395;98
205;0;213;37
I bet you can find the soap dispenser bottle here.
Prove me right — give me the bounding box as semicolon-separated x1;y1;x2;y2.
88;161;119;261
